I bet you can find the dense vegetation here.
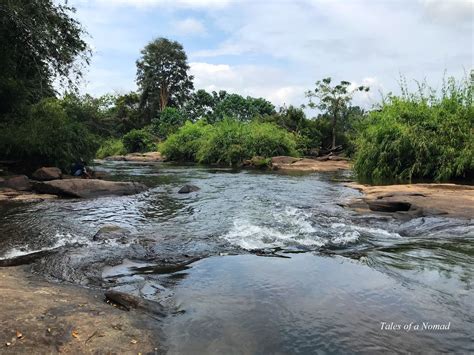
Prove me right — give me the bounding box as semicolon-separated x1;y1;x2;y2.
1;1;471;184
160;120;298;166
354;77;473;182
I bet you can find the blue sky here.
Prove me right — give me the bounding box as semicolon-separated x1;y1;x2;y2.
71;0;473;109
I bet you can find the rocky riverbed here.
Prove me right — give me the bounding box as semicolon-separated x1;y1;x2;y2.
0;160;472;353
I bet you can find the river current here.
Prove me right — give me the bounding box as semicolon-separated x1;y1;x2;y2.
0;161;472;354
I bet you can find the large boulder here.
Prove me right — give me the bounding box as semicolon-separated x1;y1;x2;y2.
33;179;147;198
0;175;31;191
32;167;62;181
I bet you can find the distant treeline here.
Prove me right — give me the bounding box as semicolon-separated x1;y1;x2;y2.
1;1;472;182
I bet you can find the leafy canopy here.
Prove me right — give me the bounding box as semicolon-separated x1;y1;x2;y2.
136;37;194;122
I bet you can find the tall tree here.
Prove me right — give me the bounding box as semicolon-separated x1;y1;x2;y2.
0;0;90;121
305;78;369;149
136;38;194;122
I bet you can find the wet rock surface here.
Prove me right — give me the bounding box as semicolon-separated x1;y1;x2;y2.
178;184;200;193
32;179;147;198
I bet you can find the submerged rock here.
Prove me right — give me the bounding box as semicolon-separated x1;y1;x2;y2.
178;184;200;193
33;179;147;198
32;167;62;181
93;225;131;243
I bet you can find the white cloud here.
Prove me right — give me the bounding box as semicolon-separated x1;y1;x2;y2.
191;62;317;108
173;18;207;36
420;0;473;24
87;0;233;9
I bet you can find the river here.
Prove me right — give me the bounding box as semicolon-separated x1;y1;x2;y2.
0;161;473;354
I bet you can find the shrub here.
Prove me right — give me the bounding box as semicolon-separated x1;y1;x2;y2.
122;128;156;153
0;98;98;170
159;120;211;161
161;119;299;166
96;138;126;159
354;76;474;183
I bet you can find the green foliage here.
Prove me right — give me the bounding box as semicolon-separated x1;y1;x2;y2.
258;105;322;154
354;76;474;182
183;89;275;123
0;98;98;170
136;38;194;122
161;119;298;166
96;138;126;159
0;0;89;121
159;121;211;162
122;129;156;153
151;107;185;139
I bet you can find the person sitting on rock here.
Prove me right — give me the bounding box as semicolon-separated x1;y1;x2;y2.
71;159;92;179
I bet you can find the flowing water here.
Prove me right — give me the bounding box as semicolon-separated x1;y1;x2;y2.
0;161;473;354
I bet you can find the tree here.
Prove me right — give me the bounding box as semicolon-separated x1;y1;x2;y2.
182;89;215;121
136;38;194;122
0;0;90;121
305;78;369;149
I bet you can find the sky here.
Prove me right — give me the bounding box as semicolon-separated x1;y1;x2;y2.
71;0;473;110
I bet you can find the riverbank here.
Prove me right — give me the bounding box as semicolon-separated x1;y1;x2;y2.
0;266;160;354
345;182;474;219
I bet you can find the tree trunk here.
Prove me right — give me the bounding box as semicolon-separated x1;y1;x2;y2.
159;85;169;112
332;113;337;150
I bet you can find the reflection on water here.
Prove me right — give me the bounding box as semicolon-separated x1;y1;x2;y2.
0;161;473;353
164;254;473;354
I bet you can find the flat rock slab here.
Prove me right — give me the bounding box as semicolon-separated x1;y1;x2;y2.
0;267;160;354
105;152;164;162
367;200;411;212
345;183;474;219
271;156;351;172
0;190;57;203
33;179;147;198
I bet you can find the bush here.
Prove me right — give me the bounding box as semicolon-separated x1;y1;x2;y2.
161;119;299;166
122;128;156;153
0;98;98;170
354;76;474;183
159;120;211;161
96;138;126;159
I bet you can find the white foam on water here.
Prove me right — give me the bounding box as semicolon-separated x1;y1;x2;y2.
0;232;89;260
222;210;325;251
331;223;401;239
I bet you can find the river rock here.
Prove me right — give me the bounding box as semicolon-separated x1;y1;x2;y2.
178;184;200;193
33;179;147;198
93;225;131;243
367;200;412;212
32;167;62;181
105;290;166;316
0;175;31;191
